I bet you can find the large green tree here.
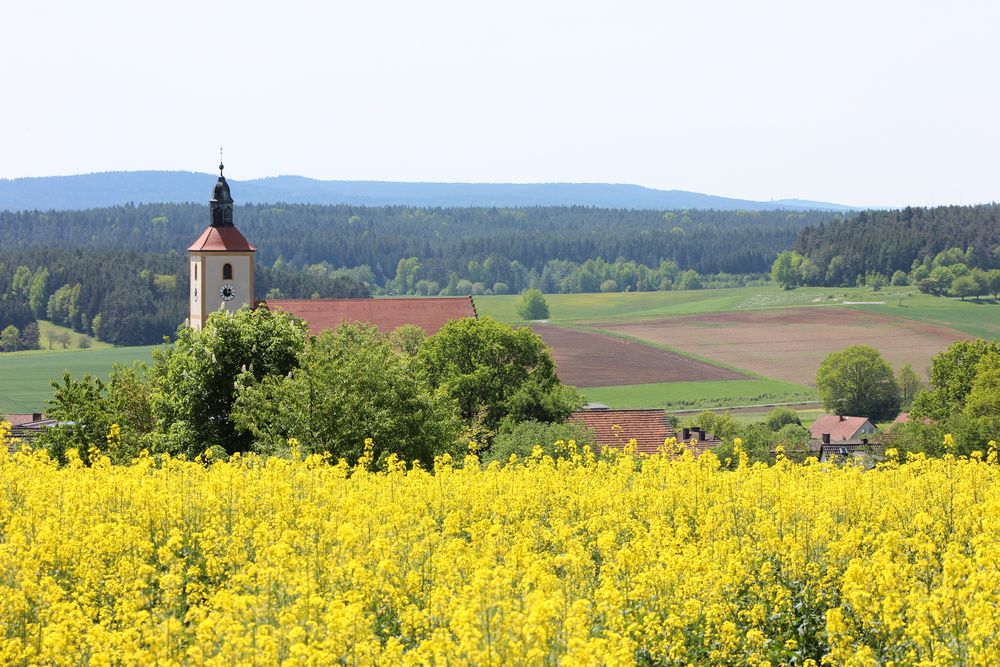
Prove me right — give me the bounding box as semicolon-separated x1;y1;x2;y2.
911;339;1000;421
417;317;583;445
815;345;901;421
149;307;309;455
233;324;461;467
516;289;550;320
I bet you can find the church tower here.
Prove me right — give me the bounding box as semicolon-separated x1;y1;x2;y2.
187;162;255;330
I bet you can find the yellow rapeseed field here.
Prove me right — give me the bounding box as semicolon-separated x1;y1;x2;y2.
1;423;998;666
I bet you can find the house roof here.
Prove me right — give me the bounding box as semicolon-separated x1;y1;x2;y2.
262;296;477;335
568;408;719;456
187;225;256;252
809;415;874;441
4;413;44;427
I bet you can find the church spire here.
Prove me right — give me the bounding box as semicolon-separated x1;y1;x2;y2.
210;151;234;227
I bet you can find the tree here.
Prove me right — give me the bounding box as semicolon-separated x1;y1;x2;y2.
28;268;49;319
958;351;1000;448
19;322;39;351
771;251;807;289
987;269;1000;299
233;324;461;468
771;423;810;448
0;326;20;352
417;317;582;445
40;365;156;464
896;364;923;409
816;345;901;421
517;289;550;320
951;274;977;301
149;306;309;455
911;339;1000;421
388;323;427;357
487;419;595;464
764;407;801;431
11;265;32;298
677;269;702;291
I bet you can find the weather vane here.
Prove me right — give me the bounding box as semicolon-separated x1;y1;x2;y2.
219;146;224;176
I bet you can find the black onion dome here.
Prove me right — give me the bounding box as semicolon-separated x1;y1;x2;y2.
209;171;235;227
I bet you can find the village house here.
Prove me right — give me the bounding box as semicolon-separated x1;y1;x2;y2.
569;407;720;456
809;414;877;442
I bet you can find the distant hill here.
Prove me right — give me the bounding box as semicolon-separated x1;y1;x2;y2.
0;171;854;212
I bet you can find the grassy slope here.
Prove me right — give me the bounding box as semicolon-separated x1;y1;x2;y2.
37;320;111;351
846;293;1000;340
0;346;157;414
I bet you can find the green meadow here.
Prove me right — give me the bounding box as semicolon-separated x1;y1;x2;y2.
580;378;818;411
0;346;157;414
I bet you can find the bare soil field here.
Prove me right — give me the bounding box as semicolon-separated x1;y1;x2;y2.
600;308;967;386
530;324;746;387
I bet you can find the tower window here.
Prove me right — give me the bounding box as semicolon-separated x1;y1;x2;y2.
223;263;233;280
194;264;198;280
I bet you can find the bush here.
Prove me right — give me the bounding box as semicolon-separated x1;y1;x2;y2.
516;289;549;320
487;419;595;463
764;407;801;431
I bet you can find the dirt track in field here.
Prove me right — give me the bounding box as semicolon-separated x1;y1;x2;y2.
600;308;967;386
530;324;746;387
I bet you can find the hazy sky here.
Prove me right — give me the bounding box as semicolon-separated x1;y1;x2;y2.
3;0;998;207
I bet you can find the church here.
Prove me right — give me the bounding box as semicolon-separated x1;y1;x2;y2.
188;165;477;333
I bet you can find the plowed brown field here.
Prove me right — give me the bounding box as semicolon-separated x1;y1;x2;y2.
600;308;967;386
530;324;746;387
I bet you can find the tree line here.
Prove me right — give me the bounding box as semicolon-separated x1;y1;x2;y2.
783;204;1000;288
37;309;584;467
0;204;838;292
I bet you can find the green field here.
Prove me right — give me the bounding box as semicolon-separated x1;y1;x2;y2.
0;346;157;414
581;378;818;410
847;293;1000;340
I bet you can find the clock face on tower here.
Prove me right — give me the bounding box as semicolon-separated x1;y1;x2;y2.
219;283;238;302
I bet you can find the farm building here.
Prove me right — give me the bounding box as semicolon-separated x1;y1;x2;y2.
568;408;720;456
809;414;877;441
261;297;477;335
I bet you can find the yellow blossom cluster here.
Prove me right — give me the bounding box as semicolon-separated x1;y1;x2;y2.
0;432;998;665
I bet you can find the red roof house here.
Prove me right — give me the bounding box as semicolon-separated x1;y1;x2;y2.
568;408;720;456
809;415;877;441
262;296;477;335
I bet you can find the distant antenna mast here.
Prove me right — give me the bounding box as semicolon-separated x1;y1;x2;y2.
219;146;224;176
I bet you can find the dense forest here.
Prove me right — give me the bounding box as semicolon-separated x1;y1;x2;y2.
0;250;368;346
788;204;1000;287
0;203;836;289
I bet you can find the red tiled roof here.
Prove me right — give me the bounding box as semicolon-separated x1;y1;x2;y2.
187;225;256;252
809;415;875;441
263;297;477;335
4;413;44;427
568;409;719;456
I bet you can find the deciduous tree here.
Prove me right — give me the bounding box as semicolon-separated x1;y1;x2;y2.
816;345;900;421
417;317;582;445
516;289;549;320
